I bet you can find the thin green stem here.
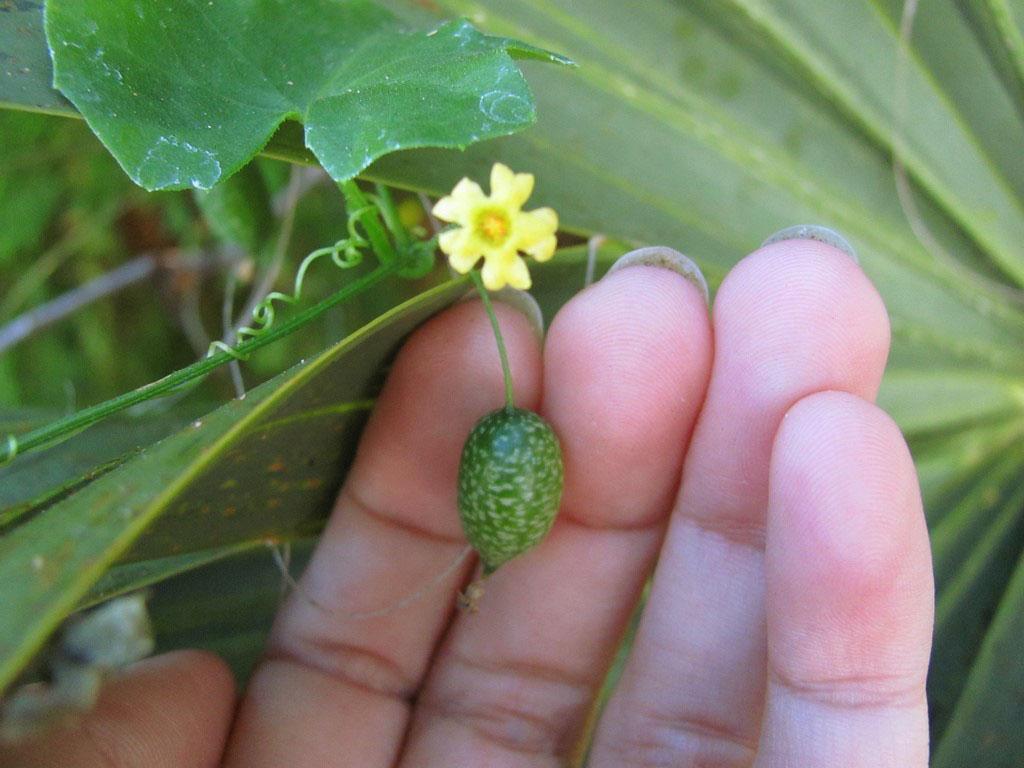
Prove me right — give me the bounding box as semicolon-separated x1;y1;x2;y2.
373;183;411;249
470;270;514;409
340;180;398;267
1;263;396;466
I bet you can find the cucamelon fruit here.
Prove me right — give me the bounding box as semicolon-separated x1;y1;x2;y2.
457;406;564;575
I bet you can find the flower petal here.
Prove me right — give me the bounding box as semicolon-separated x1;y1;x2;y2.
504;254;533;289
439;228;479;273
490;162;514;192
432;178;485;224
437;227;462;255
490;163;534;209
524;234;557;263
512;207;558;252
450;251;482;274
489;162;516;195
480;256;508;291
481;249;528;290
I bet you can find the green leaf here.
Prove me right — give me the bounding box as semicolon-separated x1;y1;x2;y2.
934;545;1024;766
0;407;204;514
930;469;1024;742
873;0;1024;209
371;0;1024;364
81;539;269;610
42;0;556;190
877;369;1024;436
144;540;315;681
955;0;1024;121
930;439;1024;590
0;0;70;115
0;276;467;692
912;419;1024;526
0;112;65;264
0;8;313;166
684;0;1024;286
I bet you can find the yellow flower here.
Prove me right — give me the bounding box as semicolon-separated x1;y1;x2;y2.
433;163;558;291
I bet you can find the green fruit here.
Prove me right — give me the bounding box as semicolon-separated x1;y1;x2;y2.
457;406;564;574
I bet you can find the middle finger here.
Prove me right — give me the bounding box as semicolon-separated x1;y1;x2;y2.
591;235;890;767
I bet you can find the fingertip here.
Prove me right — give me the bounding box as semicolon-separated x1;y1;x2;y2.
717;240;890;402
549;263;710;421
771;392;924;584
543;262;712;527
758;392;932;764
767;391;933;684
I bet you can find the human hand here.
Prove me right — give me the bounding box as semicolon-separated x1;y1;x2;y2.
1;234;934;767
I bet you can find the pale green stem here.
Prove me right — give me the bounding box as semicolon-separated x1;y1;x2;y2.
470;270;515;409
339;180;398;267
373;183;410;249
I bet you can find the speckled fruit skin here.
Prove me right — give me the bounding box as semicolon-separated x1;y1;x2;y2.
457;406;564;574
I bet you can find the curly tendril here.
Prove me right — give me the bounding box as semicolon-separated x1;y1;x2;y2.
207;205;374;362
0;173;457;470
0;195;403;469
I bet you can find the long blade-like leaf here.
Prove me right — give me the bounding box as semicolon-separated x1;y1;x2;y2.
934;544;1024;766
0;277;466;692
955;0;1024;120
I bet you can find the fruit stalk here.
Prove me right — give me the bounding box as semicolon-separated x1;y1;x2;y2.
470;270;515;409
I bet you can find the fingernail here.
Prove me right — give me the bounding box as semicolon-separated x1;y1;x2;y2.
761;224;858;263
606;246;709;305
459;286;545;342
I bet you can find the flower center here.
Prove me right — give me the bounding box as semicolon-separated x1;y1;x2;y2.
476;209;511;245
